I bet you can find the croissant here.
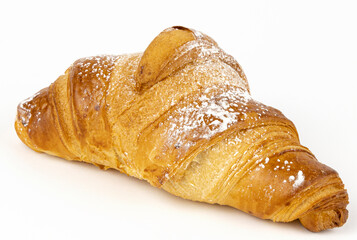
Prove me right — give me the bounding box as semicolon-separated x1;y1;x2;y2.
15;26;348;232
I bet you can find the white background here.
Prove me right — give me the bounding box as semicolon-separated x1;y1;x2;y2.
0;0;356;239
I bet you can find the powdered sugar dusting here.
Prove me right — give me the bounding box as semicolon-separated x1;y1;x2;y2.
159;32;249;92
293;170;305;188
75;55;119;82
71;55;120;116
18;91;42;127
166;86;251;144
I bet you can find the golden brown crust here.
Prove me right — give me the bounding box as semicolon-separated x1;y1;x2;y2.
300;208;348;232
15;87;75;159
14;26;348;232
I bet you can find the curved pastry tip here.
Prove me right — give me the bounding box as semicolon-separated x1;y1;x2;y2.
299;208;348;232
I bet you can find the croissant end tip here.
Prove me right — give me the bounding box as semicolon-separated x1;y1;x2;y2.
299;208;348;232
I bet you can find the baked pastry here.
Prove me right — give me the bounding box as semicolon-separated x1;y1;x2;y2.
15;26;348;232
